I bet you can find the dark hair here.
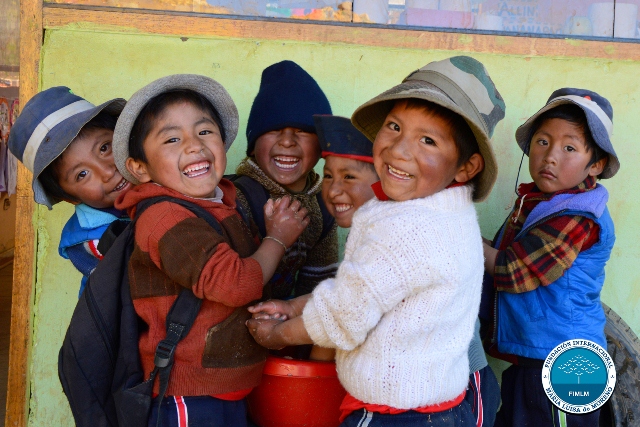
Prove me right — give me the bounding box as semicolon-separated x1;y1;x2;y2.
128;89;225;163
403;99;479;167
38;111;118;204
360;160;378;176
528;104;607;176
345;157;378;176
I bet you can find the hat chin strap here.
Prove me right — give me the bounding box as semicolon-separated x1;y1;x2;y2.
513;151;526;198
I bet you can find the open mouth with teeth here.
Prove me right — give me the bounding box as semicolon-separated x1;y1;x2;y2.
334;203;353;213
111;177;130;193
183;161;211;178
273;156;301;170
387;165;413;180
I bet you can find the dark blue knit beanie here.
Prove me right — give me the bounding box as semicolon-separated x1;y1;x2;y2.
245;60;332;156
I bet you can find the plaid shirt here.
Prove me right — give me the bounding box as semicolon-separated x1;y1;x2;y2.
493;176;600;293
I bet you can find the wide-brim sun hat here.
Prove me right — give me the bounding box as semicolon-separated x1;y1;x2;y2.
113;74;239;185
7;85;125;209
515;88;619;179
351;56;506;202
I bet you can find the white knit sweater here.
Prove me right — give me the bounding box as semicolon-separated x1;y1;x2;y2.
302;185;484;409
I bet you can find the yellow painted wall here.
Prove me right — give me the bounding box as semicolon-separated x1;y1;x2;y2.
31;27;640;425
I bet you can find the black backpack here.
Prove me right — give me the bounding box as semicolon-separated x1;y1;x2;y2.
227;174;335;242
58;196;247;427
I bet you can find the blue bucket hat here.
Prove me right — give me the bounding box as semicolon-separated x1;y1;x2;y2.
515;88;619;179
314;115;373;163
7;86;125;208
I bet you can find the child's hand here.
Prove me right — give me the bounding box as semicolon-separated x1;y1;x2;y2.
264;196;309;249
248;299;297;321
246;318;288;350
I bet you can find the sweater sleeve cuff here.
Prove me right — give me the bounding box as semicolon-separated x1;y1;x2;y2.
302;296;335;348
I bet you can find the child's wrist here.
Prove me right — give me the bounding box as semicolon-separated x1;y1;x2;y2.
272;321;289;348
264;235;287;251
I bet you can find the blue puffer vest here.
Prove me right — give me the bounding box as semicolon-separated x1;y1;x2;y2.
494;184;615;360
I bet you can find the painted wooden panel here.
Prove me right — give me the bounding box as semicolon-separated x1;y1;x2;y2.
39;0;640;38
0;0;20;70
21;21;640;425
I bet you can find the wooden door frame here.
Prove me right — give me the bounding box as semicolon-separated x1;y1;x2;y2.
7;0;41;425
11;2;640;425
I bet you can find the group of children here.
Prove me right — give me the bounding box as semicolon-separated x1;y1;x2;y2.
8;55;619;427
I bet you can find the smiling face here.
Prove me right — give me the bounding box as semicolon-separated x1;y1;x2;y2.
126;101;227;198
253;127;321;192
373;100;476;202
56;127;131;208
528;118;605;193
321;156;378;228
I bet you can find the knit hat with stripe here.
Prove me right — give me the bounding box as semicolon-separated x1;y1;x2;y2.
351;56;506;202
515;88;619;179
7;86;125;209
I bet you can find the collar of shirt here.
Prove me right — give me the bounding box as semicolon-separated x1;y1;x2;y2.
505;175;597;236
517;176;597;200
371;181;467;202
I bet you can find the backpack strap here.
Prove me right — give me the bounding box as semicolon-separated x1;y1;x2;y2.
153;289;202;423
135;196;223;234
96;219;130;256
133;196;224;424
227;175;270;237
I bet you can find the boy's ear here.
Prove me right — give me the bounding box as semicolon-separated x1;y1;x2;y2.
125;157;152;184
588;157;607;177
454;153;484;183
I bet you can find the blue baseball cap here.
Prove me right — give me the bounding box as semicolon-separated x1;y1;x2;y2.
314;115;373;163
7;86;125;208
515;88;619;179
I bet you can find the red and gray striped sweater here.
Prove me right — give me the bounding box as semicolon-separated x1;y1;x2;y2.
115;179;267;397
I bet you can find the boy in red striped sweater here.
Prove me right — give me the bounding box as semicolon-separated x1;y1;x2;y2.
112;74;308;427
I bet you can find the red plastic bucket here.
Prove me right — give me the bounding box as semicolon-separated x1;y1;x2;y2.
247;356;347;427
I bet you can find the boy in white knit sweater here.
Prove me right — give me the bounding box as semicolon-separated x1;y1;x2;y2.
247;56;506;426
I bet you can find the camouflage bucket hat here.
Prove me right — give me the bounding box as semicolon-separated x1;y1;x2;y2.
351;56;506;202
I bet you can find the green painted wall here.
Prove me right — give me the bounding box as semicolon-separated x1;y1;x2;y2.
31;27;640;425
